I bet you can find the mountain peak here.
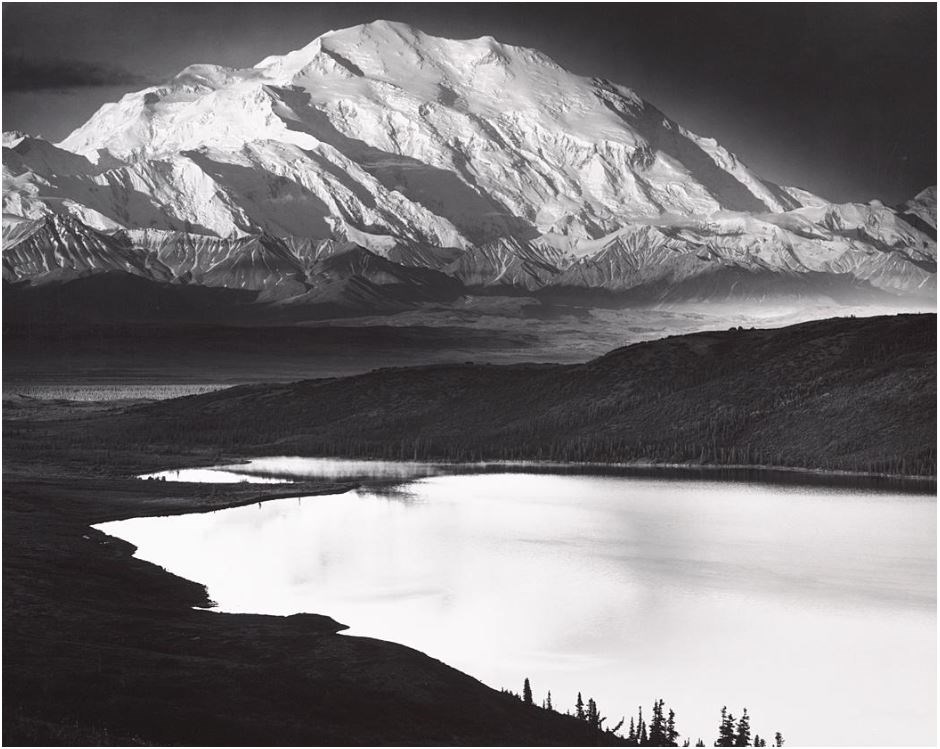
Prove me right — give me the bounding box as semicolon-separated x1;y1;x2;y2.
326;18;421;39
249;20;558;89
252;20;424;76
3;130;30;149
5;23;935;307
914;185;937;204
899;185;937;234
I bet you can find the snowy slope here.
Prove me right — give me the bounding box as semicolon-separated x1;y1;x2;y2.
2;21;936;306
2;214;171;283
899;186;937;236
32;21;814;242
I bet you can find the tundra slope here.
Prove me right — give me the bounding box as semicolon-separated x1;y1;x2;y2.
2;21;935;309
31;314;936;478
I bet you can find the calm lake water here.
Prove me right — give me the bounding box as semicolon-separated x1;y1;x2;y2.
99;462;937;745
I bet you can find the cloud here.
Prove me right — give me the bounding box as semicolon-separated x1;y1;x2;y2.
3;55;151;91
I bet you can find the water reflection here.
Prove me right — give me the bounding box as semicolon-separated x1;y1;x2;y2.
140;456;936;494
103;472;937;745
214;456;450;481
139;467;285;483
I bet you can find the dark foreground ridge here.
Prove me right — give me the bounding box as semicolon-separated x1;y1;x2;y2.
28;312;934;478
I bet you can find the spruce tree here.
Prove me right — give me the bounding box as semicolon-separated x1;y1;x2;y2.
716;707;736;747
628;717;637;746
734;709;750;747
576;692;585;721
649;699;666;746
723;712;736;747
773;732;784;748
638;705;649;747
523;678;533;705
545;690;553;712
667;707;679;747
588;698;600;730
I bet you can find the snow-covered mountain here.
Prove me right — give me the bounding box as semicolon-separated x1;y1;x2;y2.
2;21;936;308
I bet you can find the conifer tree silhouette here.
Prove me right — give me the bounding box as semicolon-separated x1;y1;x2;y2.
716;706;736;747
734;709;750;747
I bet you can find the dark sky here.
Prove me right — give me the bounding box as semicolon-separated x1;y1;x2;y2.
3;3;936;204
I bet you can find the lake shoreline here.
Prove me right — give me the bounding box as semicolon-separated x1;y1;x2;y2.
3;400;632;745
3;473;623;746
150;455;937;496
101;467;938;746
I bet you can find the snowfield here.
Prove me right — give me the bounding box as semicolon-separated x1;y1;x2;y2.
2;21;935;307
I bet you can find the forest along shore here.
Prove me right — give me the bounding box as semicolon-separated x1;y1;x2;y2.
10;313;934;479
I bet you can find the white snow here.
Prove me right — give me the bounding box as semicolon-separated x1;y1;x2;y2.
2;21;935;301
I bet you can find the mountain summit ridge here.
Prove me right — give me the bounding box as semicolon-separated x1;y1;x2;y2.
2;21;936;306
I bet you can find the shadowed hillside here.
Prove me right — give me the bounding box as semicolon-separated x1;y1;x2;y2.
18;313;936;477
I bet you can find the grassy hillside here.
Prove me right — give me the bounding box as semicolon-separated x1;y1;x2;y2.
19;313;936;477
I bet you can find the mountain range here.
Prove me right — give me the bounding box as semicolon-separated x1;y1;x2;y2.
2;21;936;315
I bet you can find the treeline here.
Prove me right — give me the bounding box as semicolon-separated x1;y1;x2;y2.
65;408;936;478
506;678;785;748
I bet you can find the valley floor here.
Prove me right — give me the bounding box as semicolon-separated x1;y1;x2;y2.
5;299;926;388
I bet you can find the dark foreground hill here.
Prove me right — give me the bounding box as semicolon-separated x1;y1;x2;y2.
44;312;936;477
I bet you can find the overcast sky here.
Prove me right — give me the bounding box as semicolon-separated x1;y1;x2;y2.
3;3;935;204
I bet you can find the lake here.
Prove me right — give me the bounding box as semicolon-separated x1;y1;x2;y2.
98;461;937;745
